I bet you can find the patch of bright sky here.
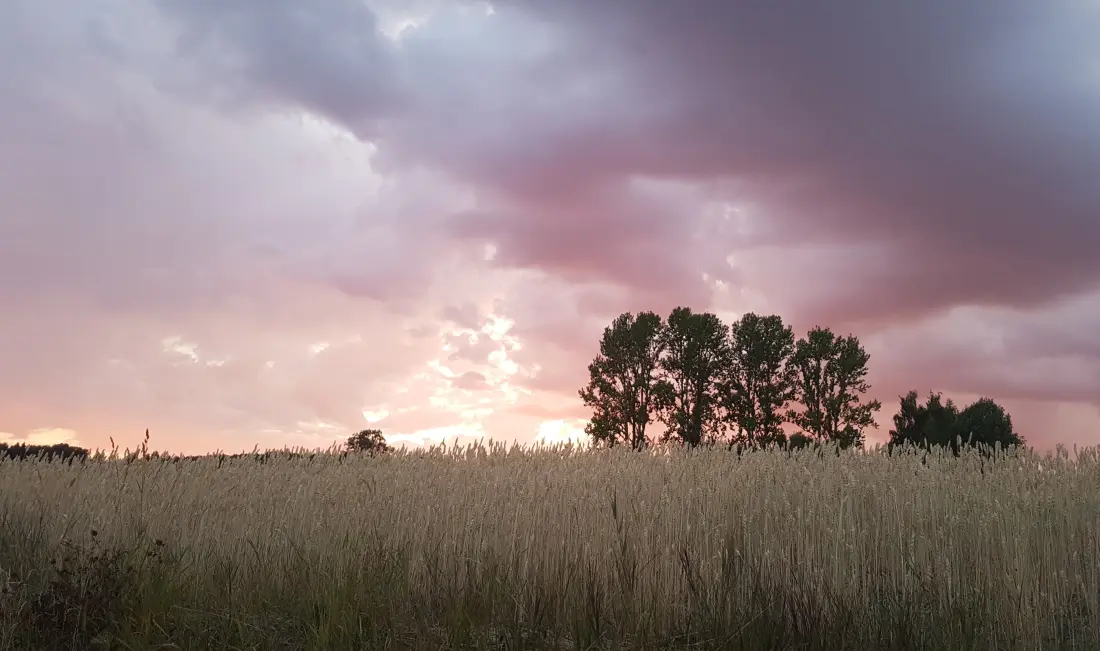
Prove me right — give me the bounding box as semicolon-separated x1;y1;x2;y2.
160;335;229;367
378;306;528;445
388;422;487;448
369;0;498;41
277;419;348;450
0;427;80;446
295;112;368;147
162;335;198;362
535;419;589;446
374;9;432;41
306;334;364;358
362;408;390;423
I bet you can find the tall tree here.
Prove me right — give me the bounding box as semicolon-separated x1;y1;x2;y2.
788;327;881;449
888;390;960;448
579;311;666;450
721;313;796;448
655;307;731;447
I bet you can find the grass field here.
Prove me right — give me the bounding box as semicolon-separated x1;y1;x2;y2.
0;441;1097;650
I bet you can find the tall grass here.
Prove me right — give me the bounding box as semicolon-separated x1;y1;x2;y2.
0;441;1097;650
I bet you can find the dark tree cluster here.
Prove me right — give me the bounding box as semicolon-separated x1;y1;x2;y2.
578;309;881;451
151;450;346;465
578;308;1024;453
888;391;1024;452
0;443;89;464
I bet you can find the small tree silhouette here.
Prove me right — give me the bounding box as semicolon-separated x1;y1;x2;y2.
345;429;393;456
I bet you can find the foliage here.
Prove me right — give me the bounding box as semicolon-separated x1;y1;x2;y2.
0;443;88;463
889;391;1024;452
579;311;666;450
346;429;393;455
721;313;796;448
958;398;1024;448
581;310;895;454
889;390;961;448
654;307;731;447
788;326;881;449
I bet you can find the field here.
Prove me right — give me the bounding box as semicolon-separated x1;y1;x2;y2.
0;442;1097;650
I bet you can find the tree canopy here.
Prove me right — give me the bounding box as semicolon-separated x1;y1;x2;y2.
889;391;1023;452
787;327;881;449
722;312;797;448
346;429;393;455
579;308;1026;453
655;307;731;447
579;311;666;450
579;308;892;451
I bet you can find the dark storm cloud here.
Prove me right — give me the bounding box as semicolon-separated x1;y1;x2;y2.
505;0;1100;323
156;0;1100;325
156;0;405;130
5;0;1100;451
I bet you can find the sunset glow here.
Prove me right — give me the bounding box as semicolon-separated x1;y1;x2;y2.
1;0;1098;454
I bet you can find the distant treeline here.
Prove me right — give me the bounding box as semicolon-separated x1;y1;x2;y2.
0;442;346;466
149;450;350;466
0;442;89;463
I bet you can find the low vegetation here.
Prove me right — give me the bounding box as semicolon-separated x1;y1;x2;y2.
1;440;1096;650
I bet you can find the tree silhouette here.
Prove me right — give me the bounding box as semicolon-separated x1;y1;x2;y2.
889;391;1023;453
957;397;1024;449
788;327;881;449
655;307;731;447
346;429;393;455
576;311;1027;457
888;390;960;448
722;313;796;448
580;312;666;450
0;443;89;463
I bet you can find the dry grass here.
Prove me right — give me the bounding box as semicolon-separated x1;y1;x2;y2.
0;441;1097;650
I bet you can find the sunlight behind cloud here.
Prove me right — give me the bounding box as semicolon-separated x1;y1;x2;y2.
362;408;390;423
535;419;589;446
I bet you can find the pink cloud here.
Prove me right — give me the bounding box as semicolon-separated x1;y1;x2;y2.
1;0;1098;453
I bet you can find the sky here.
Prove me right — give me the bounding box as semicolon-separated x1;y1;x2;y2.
2;0;1099;454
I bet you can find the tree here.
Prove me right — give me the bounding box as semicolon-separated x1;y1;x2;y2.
889;391;1024;452
788;326;881;449
579;311;666;450
721;313;796;448
888;390;961;448
957;397;1024;449
346;429;393;455
654;307;731;447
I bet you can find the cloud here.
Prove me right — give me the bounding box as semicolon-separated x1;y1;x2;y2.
150;1;1100;325
0;428;81;447
1;0;1098;452
452;371;491;392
